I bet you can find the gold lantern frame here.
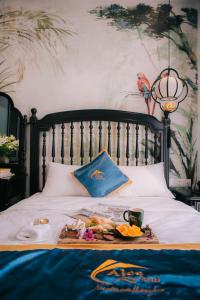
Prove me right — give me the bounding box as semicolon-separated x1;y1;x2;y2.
151;67;188;118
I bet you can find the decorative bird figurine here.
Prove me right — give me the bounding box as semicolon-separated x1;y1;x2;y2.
137;73;153;115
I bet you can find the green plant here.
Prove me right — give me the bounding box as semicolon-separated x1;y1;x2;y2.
170;107;197;188
140;109;197;189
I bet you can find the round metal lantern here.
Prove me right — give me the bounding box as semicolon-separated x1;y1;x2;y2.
151;68;188;114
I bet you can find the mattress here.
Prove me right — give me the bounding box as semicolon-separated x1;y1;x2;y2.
0;193;200;245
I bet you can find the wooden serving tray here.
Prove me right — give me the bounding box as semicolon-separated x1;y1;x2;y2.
58;233;159;245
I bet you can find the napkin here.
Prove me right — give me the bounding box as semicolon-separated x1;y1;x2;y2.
16;224;51;242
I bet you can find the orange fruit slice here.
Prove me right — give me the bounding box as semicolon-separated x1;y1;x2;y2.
116;224;142;237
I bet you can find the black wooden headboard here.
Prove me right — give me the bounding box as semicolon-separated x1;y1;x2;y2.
29;109;170;195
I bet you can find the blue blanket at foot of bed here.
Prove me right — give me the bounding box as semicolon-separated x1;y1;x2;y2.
0;249;200;300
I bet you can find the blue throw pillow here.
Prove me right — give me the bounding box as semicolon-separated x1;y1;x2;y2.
72;150;132;197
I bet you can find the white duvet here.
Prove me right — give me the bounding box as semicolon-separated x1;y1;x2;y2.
0;193;200;244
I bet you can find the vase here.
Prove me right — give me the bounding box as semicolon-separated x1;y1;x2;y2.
0;155;9;164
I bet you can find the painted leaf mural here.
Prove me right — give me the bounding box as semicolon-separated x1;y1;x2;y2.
90;3;198;187
0;1;198;187
171;107;198;188
90;3;197;92
0;8;73;92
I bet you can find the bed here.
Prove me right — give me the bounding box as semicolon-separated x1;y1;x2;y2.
0;108;200;300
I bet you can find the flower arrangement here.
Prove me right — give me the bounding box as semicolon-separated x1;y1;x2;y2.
0;135;19;156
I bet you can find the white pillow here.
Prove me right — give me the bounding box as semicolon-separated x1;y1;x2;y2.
114;163;174;198
42;162;89;197
42;162;173;198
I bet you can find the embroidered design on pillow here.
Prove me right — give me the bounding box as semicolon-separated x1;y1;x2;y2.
90;170;104;180
72;150;132;197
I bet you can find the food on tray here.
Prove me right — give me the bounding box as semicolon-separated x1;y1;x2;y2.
73;215;92;227
59;225;79;239
88;224;104;232
94;233;104;240
142;224;153;239
58;221;156;243
59;214;117;241
58;214;153;243
73;214;116;233
116;224;143;237
103;234;115;241
59;219;85;239
83;229;95;241
90;215;114;225
88;223;115;232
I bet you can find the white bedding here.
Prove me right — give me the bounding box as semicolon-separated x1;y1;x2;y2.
0;193;200;244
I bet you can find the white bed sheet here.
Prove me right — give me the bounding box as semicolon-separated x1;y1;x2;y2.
0;193;200;244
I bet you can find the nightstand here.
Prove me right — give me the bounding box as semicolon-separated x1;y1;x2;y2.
171;187;200;212
0;164;26;211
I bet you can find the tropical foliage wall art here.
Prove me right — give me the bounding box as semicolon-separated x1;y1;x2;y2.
90;3;198;188
0;7;73;92
0;0;198;188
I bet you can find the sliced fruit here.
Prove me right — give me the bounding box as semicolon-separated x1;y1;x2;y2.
116;224;142;237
